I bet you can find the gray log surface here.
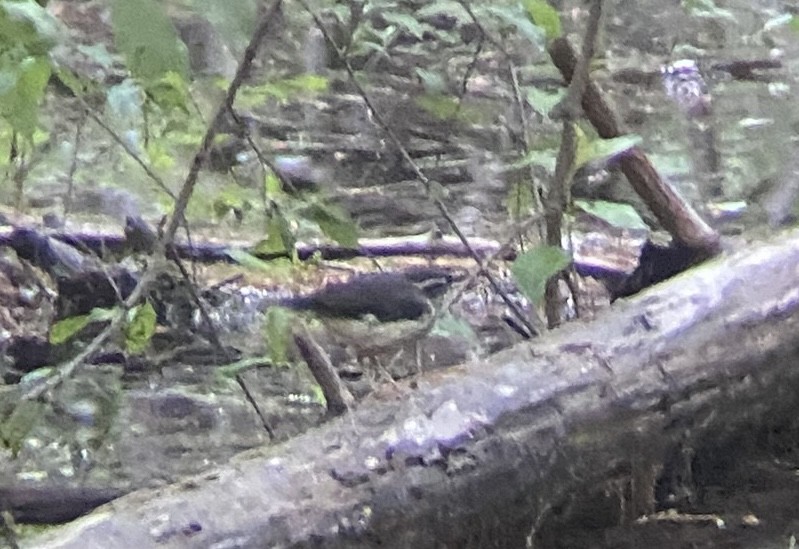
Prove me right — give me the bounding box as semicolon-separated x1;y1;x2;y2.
26;230;799;548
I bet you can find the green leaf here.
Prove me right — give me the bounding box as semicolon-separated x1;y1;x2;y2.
477;5;545;49
305;201;359;248
264;306;293;364
506;180;536;219
574;199;649;231
511;246;571;304
1;400;45;457
574;132;642;172
237;75;328;107
264;171;284;198
431;312;478;342
226;249;275;271
0;55;50;138
382;12;427;39
49;307;116;345
255;210;296;255
526;87;564;118
0;0;60;54
521;0;561;41
416;93;459;120
146;71;190;112
110;0;189;82
125;301;156;354
511;148;557;174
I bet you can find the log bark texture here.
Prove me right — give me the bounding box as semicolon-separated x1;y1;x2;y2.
26;231;799;548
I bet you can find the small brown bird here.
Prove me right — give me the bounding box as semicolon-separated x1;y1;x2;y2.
281;267;460;359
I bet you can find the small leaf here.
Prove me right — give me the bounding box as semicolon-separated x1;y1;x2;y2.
382;12;427;39
305;202;359;248
574;133;642;172
49;307;116;344
574;199;649;231
226;249;274;271
216;357;273;380
416;94;459;120
526;87;564;118
477;5;545;49
254;210;296;255
264;307;293;364
511;246;571;304
521;0;562;41
50;314;91;344
1;400;45;457
431;312;478;342
146;71;190;112
125;301;156;354
506;180;536;218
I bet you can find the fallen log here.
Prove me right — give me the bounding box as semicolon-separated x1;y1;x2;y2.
25;230;799;548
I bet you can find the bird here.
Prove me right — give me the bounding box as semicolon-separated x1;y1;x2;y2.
279;266;462;359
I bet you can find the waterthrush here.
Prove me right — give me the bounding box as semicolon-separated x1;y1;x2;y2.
280;266;461;359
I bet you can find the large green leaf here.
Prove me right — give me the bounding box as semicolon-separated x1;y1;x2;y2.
511;246;571;304
110;0;189;82
521;0;561;41
0;55;50;138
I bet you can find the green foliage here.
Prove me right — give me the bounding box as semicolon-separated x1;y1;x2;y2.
263;306;293;365
0;0;60;55
575;199;649;231
382;11;427;40
475;4;545;49
0;399;45;457
416;93;460;120
237;75;329;106
431;311;478;343
304;200;359;249
255;210;296;255
522;0;561;41
0;54;49;138
50;307;118;345
226;249;275;271
507;180;536;219
0;1;58;138
526;87;565;119
574;130;642;174
511;246;572;304
110;0;189;83
125;301;156;354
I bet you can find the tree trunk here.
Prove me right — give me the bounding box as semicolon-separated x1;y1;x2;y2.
25;230;799;549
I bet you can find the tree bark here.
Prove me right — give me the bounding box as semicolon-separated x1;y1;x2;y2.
25;230;799;549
